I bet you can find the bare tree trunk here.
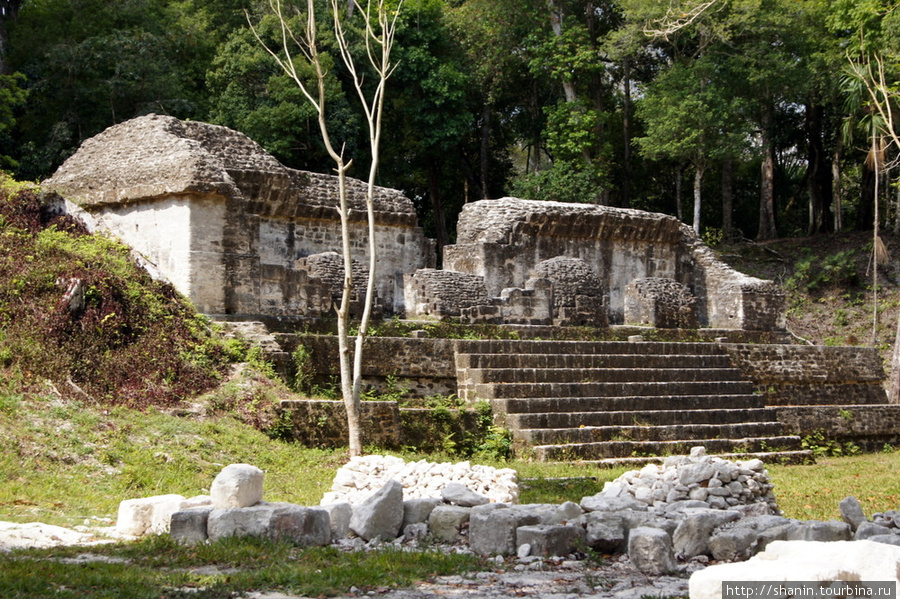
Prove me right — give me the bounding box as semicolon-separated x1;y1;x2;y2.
621;58;633;208
480;103;491;199
805;102;833;236
721;155;734;240
832;142;843;232
675;165;683;222
758;131;777;239
548;0;577;104
872;132;880;346
428;157;448;260
251;0;402;457
693;164;704;235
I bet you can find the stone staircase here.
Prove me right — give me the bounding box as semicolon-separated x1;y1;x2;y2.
455;340;811;465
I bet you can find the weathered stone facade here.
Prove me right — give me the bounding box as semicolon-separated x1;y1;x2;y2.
624;277;699;329
45;114;435;318
45;115;783;330
437;198;784;330
722;344;888;406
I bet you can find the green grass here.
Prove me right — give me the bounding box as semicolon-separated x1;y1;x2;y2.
4;394;898;526
768;452;900;521
0;535;488;598
3;397;900;598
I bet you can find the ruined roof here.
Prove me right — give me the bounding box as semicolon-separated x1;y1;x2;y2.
454;197;686;245
44;114;416;222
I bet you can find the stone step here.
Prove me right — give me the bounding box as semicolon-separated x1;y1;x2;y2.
458;353;733;370
465;366;746;385
477;380;757;400
505;407;779;429
514;422;787;445
569;450;814;468
456;340;730;356
531;436;804;461
493;394;767;415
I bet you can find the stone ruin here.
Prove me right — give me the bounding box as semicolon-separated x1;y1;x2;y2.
45;114;435;318
45;114;786;332
116;451;900;590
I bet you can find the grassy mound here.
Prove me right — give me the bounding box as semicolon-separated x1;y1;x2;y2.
0;178;232;408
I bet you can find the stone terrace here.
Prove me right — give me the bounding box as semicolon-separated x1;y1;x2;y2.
281;333;899;462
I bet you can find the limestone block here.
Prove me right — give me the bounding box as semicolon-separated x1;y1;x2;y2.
516;524;586;558
622;512;680;539
867;533;900;546
583;511;626;553
147;495;212;535
169;508;212;545
116;494;186;536
689;540;900;599
794;520;851;542
708;527;758;562
428;505;471;543
349;479;404;542
673;509;741;559
208;505;275;541
442;483;489;507
268;505;331;546
469;507;541;556
207;503;330;546
402;498;443;528
580;494;646;513
403;522;429;542
548;501;584;525
853;522;893;543
839;496;867;532
210;464;264;509
320;502;352;541
628;527;678;576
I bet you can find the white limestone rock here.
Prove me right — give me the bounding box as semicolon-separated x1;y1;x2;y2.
210;464;264;509
320;502;352;541
442;482;490;507
115;494;186;536
628;526;678;576
207;503;330;546
349;479;404;541
322;455;518;506
689;540;900;599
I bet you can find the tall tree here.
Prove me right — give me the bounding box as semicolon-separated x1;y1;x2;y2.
250;0;402;457
635;57;747;234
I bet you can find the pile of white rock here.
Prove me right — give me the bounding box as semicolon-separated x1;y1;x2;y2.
600;447;779;514
321;455;518;506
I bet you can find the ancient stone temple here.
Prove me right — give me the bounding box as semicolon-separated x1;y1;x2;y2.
410;198;785;330
45;114;435;318
46;114;782;331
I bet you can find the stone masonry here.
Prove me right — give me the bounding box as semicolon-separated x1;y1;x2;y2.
45;115;784;330
45;114;435;318
438;198;785;330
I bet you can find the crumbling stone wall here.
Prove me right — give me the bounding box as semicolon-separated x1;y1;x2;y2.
529;257;608;326
442;198;784;330
624;277;698;329
723;344;888;406
403;269;490;319
45;114;434;318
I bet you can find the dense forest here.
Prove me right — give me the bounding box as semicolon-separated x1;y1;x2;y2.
0;0;898;248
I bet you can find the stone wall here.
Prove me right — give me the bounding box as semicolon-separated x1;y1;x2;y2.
442;198;784;330
624;277;698;329
279;400;400;448
723;344;888;406
403;269;490;319
289;335;460;398
775;405;900;450
46;114;435;318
